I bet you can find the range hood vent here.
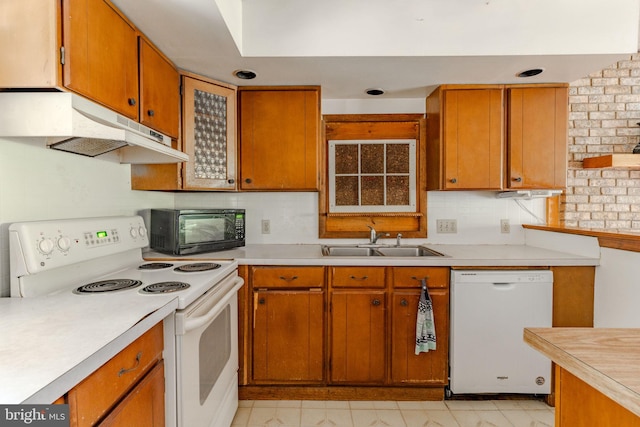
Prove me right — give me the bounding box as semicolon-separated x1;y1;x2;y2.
0;92;188;164
496;190;562;199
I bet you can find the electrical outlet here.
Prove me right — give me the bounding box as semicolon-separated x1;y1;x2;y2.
436;219;457;234
500;219;510;234
261;219;271;234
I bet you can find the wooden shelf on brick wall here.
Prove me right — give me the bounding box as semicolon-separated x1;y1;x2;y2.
583;154;640;169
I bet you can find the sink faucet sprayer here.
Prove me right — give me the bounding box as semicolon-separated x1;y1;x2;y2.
367;225;389;244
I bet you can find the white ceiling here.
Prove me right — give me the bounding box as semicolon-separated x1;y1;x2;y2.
112;0;640;99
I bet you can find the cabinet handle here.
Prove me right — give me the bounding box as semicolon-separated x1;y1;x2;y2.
410;276;429;281
400;298;408;307
245;178;252;184
128;98;137;106
349;275;368;281
449;178;457;183
279;275;298;282
372;298;381;306
258;298;266;304
228;179;235;184
513;177;522;182
147;109;155;117
118;352;142;377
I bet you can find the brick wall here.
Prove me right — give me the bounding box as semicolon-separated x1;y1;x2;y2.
563;54;640;230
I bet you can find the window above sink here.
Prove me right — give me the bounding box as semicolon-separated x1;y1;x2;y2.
320;114;427;239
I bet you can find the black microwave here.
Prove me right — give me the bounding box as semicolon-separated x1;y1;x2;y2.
149;209;245;255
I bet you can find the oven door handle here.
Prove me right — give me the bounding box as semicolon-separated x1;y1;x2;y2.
184;277;244;333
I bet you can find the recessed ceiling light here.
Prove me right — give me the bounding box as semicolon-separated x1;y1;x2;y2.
365;88;384;96
516;68;544;78
233;69;257;80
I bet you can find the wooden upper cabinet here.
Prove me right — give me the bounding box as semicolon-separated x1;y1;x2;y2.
427;84;569;191
507;86;568;190
238;87;320;191
426;85;504;190
139;38;179;138
63;0;139;120
182;75;237;190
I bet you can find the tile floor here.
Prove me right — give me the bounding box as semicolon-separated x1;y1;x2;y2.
232;399;555;427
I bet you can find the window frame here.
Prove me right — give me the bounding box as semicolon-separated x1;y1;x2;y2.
319;114;427;239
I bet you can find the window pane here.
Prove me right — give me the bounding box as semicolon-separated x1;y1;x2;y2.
335;144;359;174
361;176;384;205
361;144;384;174
335;176;359;205
386;144;409;174
387;176;410;205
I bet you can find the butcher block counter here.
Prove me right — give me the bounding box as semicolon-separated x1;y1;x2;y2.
525;327;640;426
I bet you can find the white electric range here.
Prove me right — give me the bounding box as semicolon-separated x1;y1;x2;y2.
9;215;243;427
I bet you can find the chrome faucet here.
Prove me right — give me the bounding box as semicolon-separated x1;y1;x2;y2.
367;225;389;244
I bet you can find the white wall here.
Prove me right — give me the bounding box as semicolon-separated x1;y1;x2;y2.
593;248;640;327
0;138;174;296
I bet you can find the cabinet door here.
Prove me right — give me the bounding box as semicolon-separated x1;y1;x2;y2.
507;87;568;189
97;362;165;427
330;290;386;384
239;87;320;191
139;38;179;138
252;290;324;383
63;0;139;119
182;76;237;190
390;289;449;385
442;89;503;190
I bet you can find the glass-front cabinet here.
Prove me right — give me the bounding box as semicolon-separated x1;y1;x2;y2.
182;75;237;190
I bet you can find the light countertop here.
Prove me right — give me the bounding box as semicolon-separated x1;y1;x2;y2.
0;292;178;404
524;327;640;418
144;243;599;267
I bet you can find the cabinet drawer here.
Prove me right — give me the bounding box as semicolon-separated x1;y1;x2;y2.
68;323;163;427
391;267;449;289
330;267;386;288
252;266;325;289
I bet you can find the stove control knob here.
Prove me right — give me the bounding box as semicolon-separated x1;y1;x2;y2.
138;226;146;238
57;236;72;252
38;238;55;255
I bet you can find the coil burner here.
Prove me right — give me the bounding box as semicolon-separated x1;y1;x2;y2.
141;281;191;294
174;262;221;273
75;279;143;294
138;262;174;270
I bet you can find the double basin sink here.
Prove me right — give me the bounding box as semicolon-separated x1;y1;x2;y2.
322;244;447;257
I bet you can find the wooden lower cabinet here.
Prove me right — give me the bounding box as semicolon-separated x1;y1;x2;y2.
241;265;450;399
68;323;164;427
390;289;449;385
253;289;324;383
250;266;325;384
555;366;640;426
330;290;386;384
97;362;165;427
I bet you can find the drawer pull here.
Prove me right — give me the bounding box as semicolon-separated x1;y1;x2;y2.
279;275;298;282
349;275;368;281
372;298;381;306
411;276;429;282
118;352;142;377
400;298;408;306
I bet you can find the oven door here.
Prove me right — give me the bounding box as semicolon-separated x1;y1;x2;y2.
175;273;243;427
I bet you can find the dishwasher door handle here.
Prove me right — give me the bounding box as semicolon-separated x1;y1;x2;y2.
491;282;516;290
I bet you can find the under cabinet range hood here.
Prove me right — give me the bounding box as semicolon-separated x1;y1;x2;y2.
0;92;188;164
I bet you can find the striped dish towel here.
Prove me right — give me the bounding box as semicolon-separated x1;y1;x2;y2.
415;278;436;354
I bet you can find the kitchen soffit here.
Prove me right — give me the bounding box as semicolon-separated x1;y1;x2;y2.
111;0;640;99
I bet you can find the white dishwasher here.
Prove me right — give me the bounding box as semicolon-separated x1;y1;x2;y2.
449;270;553;395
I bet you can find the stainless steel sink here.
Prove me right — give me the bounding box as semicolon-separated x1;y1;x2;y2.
321;244;446;257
